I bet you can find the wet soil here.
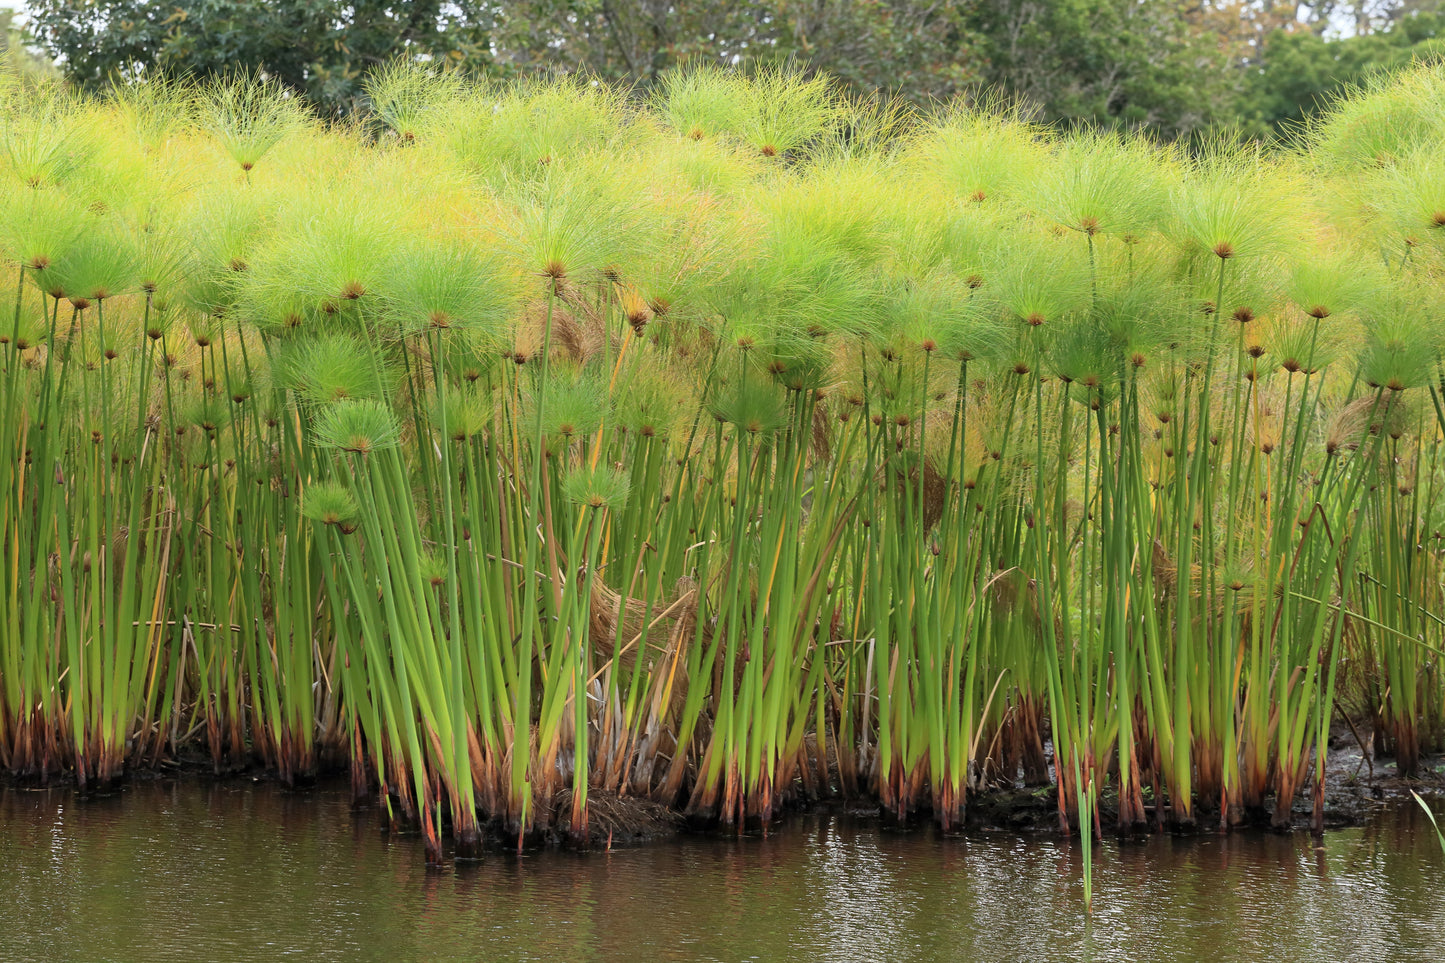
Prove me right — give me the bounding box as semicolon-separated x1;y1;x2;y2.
956;727;1445;836
4;732;1442;853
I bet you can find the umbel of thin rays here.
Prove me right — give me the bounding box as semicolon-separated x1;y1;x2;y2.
1;63;1444;893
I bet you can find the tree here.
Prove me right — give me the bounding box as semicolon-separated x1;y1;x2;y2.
965;0;1234;137
1237;9;1445;135
2;10;60;85
21;0;1445;139
25;1;497;114
774;0;982;100
494;1;981;103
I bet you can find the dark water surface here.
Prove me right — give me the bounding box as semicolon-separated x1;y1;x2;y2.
1;782;1442;962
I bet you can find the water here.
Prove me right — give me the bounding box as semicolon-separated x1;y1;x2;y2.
1;782;1442;962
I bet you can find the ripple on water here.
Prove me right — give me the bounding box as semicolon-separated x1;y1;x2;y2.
0;785;1442;963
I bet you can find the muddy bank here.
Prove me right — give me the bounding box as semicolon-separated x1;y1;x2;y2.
914;733;1445;837
4;737;1442;855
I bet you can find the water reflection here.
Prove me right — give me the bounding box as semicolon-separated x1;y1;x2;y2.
1;784;1441;962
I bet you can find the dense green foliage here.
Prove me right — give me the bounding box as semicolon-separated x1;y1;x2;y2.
19;0;1445;135
1;11;55;83
496;0;979;102
1240;8;1445;134
965;0;1233;137
24;0;496;113
1;67;1443;901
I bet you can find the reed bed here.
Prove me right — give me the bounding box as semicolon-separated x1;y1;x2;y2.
1;63;1443;882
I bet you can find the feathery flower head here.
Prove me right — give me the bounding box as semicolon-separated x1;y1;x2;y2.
303;480;360;532
278;332;395;405
363;59;465;145
385;239;516;337
48;220;139;307
656;66;745;141
1034;130;1170;240
1170;140;1297;263
709;375;789;436
1358;292;1435;392
564;464;631;511
525;366;608;443
908;99;1043;206
987;230;1090;329
203;72;308;174
313;398;402;454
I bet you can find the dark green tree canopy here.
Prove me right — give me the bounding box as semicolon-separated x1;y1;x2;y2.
964;0;1233;139
26;1;496;113
1240;9;1445;134
21;0;1445;136
493;0;981;103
